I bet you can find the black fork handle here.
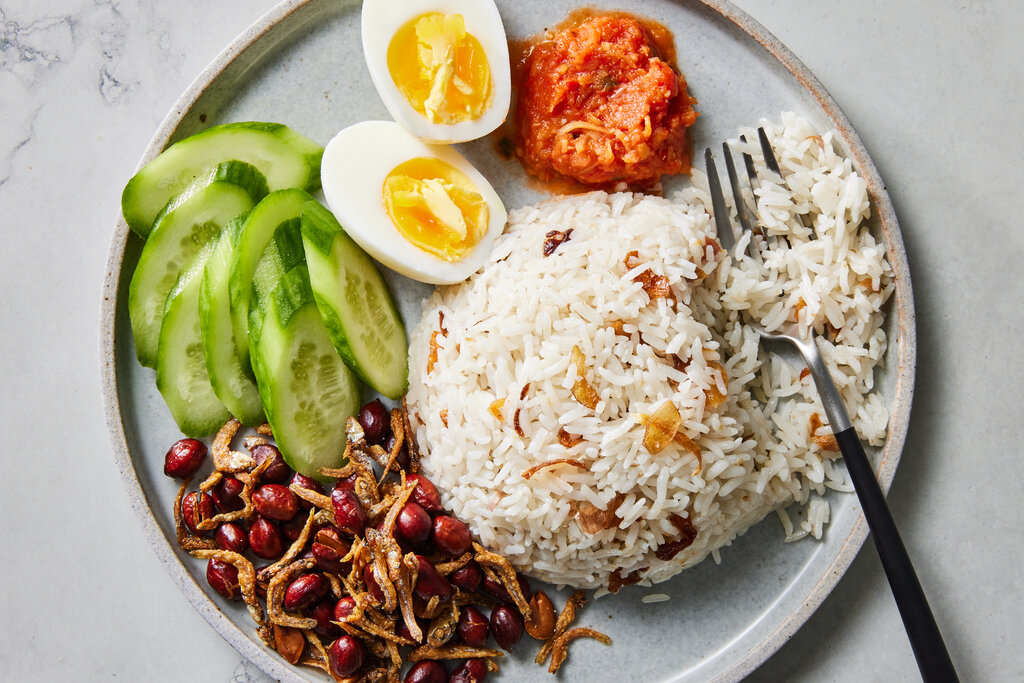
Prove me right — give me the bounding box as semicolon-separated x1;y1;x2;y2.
835;427;959;682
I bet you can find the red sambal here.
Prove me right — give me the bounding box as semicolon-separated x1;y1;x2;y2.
512;12;698;189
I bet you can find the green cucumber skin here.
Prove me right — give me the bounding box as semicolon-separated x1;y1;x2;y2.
198;214;266;426
156;244;231;437
248;220;317;353
122;122;322;237
248;226;358;478
301;200;408;399
228;189;312;371
250;302;359;479
247;264;313;432
128;161;268;368
249;217;308;318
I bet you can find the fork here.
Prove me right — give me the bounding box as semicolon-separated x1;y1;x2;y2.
705;131;958;682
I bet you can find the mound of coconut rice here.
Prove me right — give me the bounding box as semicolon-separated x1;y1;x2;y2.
407;113;893;589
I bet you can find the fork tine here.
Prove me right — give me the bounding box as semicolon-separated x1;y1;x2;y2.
704;147;738;251
739;134;769;236
739;134;759;186
757;126;782;176
722;142;764;264
722;142;753;235
757;126;811;235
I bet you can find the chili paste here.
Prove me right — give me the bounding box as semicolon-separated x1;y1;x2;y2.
511;11;698;189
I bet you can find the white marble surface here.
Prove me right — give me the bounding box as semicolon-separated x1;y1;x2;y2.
1;0;1021;680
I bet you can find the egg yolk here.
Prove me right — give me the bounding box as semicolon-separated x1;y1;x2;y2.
386;12;493;124
383;157;488;262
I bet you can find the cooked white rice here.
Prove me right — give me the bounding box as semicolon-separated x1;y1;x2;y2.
407;113;893;589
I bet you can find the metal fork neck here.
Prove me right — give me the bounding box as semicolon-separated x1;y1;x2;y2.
788;333;853;432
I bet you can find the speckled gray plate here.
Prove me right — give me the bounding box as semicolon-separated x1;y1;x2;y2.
100;1;915;681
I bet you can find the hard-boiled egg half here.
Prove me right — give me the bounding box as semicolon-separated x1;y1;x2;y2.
320;120;506;285
362;0;511;143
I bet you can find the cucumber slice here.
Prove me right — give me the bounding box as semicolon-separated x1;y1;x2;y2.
156;243;231;437
228;189;312;372
248;221;360;478
128;161;268;367
301;200;408;398
250;217;310;320
198;214;265;426
122;121;322;237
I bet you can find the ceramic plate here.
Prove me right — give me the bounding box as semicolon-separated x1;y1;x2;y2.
101;0;915;680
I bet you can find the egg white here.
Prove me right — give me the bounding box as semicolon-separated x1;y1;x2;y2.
320;121;507;285
361;0;511;144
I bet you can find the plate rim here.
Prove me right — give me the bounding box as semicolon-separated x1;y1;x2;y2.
99;1;916;681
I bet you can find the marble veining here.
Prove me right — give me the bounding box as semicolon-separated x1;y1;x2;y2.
0;104;37;189
0;8;74;86
231;659;273;683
